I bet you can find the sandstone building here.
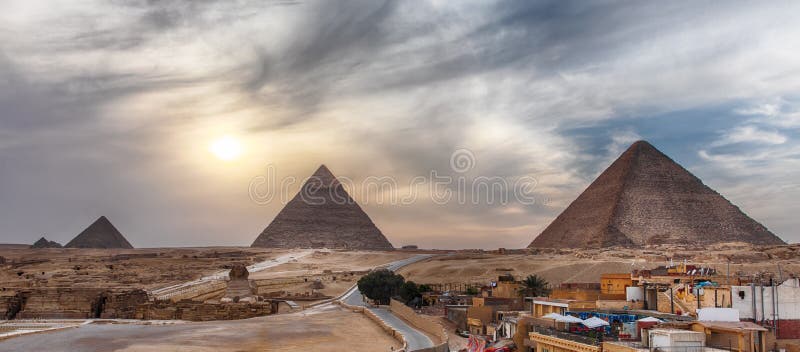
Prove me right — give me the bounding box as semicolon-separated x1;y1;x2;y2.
529;140;784;248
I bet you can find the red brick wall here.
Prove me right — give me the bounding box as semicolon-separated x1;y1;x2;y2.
778;320;800;339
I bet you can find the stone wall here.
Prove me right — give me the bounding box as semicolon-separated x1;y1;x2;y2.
595;300;645;310
14;288;106;319
389;299;450;352
138;300;272;321
335;300;408;351
3;287;272;321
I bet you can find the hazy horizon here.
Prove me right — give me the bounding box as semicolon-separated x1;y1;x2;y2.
2;1;800;249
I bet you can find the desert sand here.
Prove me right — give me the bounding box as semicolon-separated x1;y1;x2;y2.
0;304;401;352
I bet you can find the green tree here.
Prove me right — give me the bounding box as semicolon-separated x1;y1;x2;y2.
399;281;421;303
418;284;432;293
465;286;479;295
518;274;550;297
357;269;405;305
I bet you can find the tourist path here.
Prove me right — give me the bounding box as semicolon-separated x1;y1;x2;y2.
341;254;435;351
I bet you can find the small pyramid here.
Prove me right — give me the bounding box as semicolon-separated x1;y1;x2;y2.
31;237;62;248
65;216;134;249
529;140;785;248
251;165;394;250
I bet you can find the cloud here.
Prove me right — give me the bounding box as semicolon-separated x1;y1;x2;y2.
712;125;788;146
1;1;800;247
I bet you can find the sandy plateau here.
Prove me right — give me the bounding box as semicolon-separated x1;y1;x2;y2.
0;304;401;352
2;243;800;351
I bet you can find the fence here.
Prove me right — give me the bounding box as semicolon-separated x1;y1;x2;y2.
530;325;601;346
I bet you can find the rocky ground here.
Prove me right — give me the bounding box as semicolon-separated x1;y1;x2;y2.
0;247;283;291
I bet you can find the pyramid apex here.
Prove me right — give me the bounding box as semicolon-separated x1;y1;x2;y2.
626;140;656;151
314;164;332;173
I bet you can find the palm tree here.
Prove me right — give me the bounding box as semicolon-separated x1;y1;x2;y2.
518;274;550;297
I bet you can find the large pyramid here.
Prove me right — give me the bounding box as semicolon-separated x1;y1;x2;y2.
251;165;394;250
65;216;134;249
529;140;785;248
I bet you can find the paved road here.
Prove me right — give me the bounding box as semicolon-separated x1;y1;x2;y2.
341;254;435;351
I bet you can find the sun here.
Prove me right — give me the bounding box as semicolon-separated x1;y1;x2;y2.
209;136;243;161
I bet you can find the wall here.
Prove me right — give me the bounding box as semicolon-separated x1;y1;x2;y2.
446;307;467;331
601;274;632;296
14;288;106;319
603;342;642;352
494;282;521;299
733;280;800;320
390;299;449;352
731;279;800;339
529;332;601;352
335;300;408;352
5;287;272;321
595;300;644;310
551;288;601;301
468;305;495;326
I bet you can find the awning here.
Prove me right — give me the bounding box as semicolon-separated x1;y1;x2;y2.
542;313;564;320
582;317;610;328
560;315;585;324
637;316;663;323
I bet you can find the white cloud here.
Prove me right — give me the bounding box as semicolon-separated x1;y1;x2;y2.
736;99;800;128
712;125;788;146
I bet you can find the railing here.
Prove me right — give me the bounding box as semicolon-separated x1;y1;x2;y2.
530;325;601;346
604;341;734;352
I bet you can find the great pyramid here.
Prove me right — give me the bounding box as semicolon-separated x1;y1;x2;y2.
251;165;394;250
65;216;134;249
529;140;785;248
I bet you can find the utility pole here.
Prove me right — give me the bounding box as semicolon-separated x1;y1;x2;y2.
670;287;675;314
697;286;701;312
727;261;731;286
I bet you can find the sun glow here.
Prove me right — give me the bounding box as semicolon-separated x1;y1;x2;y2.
209;136;243;161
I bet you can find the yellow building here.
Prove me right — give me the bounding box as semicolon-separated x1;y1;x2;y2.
494;280;522;299
530;298;596;318
690;321;768;352
600;273;632;297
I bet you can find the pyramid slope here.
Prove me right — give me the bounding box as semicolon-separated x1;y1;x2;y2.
65;216;134;249
251;165;394;250
529;141;785;248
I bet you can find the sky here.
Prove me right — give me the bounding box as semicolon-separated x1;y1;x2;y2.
1;1;799;249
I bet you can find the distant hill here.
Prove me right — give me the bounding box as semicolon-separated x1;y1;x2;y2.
0;244;30;249
529;140;785;248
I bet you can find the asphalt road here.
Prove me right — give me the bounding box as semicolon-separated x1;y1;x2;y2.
341;254;435;351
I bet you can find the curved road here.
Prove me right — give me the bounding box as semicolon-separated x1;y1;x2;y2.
341;254;435;351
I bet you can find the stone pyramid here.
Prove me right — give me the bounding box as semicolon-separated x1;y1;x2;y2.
529;140;785;248
251;165;394;250
31;237;62;248
65;216;134;249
